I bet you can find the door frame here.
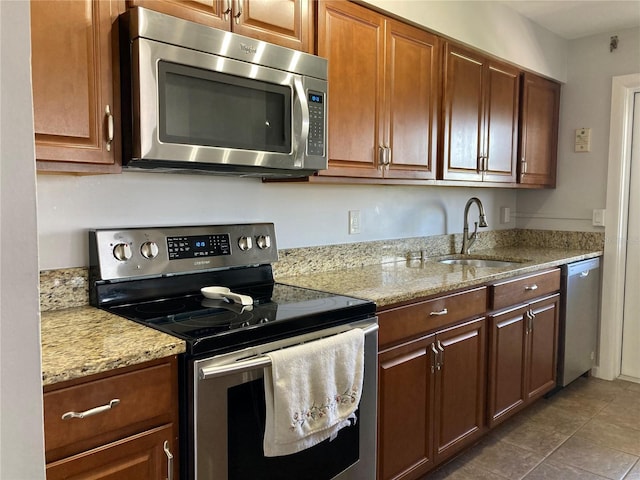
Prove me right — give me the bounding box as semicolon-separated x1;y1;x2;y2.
594;73;640;381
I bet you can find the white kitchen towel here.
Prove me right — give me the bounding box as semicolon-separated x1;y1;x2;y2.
263;328;365;457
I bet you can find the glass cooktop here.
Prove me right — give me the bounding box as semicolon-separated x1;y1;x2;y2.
104;283;375;356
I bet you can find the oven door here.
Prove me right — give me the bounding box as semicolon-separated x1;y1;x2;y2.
192;319;378;480
128;37;327;174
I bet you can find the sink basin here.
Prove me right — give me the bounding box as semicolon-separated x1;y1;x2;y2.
438;258;524;268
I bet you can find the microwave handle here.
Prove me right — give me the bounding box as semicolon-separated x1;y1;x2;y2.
292;77;310;162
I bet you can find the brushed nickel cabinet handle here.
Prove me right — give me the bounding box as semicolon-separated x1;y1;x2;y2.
105;105;114;152
387;146;392;166
524;284;538;291
431;342;438;373
164;441;174;480
233;0;242;24
429;308;448;317
222;0;232;19
62;398;120;420
436;340;445;366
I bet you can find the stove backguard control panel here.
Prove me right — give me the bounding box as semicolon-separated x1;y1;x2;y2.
89;223;278;281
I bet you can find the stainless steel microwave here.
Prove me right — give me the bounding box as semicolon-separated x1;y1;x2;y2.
118;7;328;177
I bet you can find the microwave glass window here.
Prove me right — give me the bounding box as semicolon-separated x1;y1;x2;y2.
158;61;291;153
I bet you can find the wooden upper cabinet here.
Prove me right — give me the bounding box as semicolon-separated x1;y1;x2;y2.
129;0;313;52
383;20;439;180
441;43;519;183
31;0;124;174
519;73;561;187
317;0;384;179
316;1;438;181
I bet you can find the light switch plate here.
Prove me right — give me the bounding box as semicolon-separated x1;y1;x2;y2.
575;128;592;152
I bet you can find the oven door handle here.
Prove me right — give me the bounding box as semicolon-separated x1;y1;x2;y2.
198;323;379;381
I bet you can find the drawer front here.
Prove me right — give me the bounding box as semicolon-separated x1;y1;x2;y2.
378;286;487;348
44;360;175;462
491;268;560;311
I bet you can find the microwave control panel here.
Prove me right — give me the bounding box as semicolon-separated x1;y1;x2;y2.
307;91;325;156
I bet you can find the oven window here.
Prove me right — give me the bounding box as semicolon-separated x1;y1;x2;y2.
228;379;359;479
158;61;291;153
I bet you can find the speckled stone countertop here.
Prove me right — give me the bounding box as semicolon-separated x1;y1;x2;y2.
275;246;603;308
39;229;603;385
41;306;185;386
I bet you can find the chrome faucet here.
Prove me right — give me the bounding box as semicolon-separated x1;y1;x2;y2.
461;197;488;255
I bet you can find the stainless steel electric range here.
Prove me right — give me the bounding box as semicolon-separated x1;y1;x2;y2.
89;223;378;480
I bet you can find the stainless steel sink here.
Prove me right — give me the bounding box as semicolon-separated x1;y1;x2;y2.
438;258;524;268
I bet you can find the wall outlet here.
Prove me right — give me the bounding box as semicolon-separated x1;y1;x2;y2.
349;210;361;235
500;207;511;224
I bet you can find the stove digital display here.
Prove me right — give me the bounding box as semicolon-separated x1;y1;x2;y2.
167;234;231;260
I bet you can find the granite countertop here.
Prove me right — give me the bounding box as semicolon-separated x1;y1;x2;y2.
41;306;186;386
276;246;603;308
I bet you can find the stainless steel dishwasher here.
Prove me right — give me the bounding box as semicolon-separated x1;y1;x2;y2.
557;257;602;387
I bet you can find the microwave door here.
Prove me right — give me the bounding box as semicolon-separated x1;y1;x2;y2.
132;38;314;173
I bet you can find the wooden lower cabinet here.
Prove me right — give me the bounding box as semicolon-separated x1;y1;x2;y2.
43;357;179;479
488;294;560;427
377;316;486;480
46;424;174;480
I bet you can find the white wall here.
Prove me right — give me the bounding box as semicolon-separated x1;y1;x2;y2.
517;26;640;231
37;173;517;270
0;1;46;478
362;0;568;81
36;0;573;272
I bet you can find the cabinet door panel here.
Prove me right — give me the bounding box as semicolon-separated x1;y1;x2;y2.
31;0;123;172
378;336;435;480
235;0;312;52
519;73;560;187
384;20;438;180
527;295;560;400
434;317;486;462
488;306;527;427
441;44;484;181
483;62;519;183
46;425;174;480
128;0;229;29
317;1;384;178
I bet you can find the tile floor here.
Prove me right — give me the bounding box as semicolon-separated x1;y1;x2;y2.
423;377;640;480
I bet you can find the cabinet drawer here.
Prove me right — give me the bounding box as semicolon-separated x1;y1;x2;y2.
44;360;175;462
378;286;487;348
491;268;560;311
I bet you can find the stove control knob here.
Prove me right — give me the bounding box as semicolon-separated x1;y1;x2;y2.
256;234;271;249
238;236;253;251
113;243;132;261
140;241;159;259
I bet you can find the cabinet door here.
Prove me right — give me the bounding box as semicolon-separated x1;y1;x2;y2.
128;0;229;29
317;0;384;178
518;73;560;187
483;61;519;183
31;0;124;173
441;43;484;181
46;424;175;480
383;20;439;180
378;335;436;480
433;317;486;463
487;305;528;427
234;0;312;52
526;294;560;400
